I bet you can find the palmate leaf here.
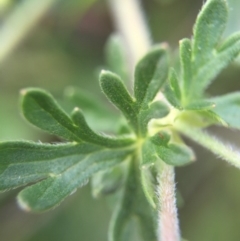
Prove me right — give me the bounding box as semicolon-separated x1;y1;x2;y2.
0;141;132;211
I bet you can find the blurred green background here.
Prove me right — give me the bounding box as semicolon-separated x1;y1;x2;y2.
1;0;240;240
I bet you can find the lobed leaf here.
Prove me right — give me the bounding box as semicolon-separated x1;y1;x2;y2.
0;141;101;191
99;70;138;133
21;88;81;142
134;45;168;109
192;39;240;95
192;0;228;67
71;108;134;148
210;92;240;129
0;140;132;211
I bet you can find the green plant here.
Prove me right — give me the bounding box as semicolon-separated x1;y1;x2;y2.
1;0;240;240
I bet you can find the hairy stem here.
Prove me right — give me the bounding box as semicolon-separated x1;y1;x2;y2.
158;162;180;241
176;122;240;169
108;0;151;74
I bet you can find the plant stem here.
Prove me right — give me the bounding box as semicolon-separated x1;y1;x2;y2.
108;0;151;74
176;122;240;169
109;0;181;240
158;162;180;241
0;0;57;64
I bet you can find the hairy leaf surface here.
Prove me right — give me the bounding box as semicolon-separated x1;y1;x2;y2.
134;45;168;109
0;141;132;211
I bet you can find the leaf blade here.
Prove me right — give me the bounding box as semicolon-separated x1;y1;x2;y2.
21;88;81;142
0;141;100;191
99;70;138;133
134;45;168;108
151;132;195;166
71;108;135;148
192;0;228;67
18;148;130;211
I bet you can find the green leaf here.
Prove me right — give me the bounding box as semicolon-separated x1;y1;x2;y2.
192;39;240;94
0;141;100;191
179;38;192;97
150;132;195;166
109;158;157;241
105;34;129;81
99;70;138;133
71;108;134;148
141;139;158;166
199;110;227;126
163;84;182;110
91;164;124;197
0;140;132;211
141;141;158;208
184;100;215;110
178;109;227;128
134;45;168;108
192;0;228;67
218;32;240;52
210;92;240;129
140;167;157;209
163;68;182;109
21;88;81;142
169;68;181;102
138;101;169;136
